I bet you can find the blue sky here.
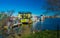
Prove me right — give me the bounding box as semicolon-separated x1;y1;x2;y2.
0;0;46;16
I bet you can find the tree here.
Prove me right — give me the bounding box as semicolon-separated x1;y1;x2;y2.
7;10;14;16
43;0;60;16
0;10;15;26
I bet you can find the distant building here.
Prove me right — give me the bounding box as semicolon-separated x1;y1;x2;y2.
32;16;40;22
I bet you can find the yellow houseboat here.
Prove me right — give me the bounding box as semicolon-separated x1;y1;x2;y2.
18;12;32;24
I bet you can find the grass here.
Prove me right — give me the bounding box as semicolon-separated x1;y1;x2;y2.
22;30;60;38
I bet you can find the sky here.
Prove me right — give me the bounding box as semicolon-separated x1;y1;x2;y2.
0;0;46;16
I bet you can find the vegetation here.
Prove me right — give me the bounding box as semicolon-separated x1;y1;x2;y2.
42;0;60;16
22;30;60;38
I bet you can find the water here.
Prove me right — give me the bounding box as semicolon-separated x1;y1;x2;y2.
0;35;3;38
34;18;60;30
